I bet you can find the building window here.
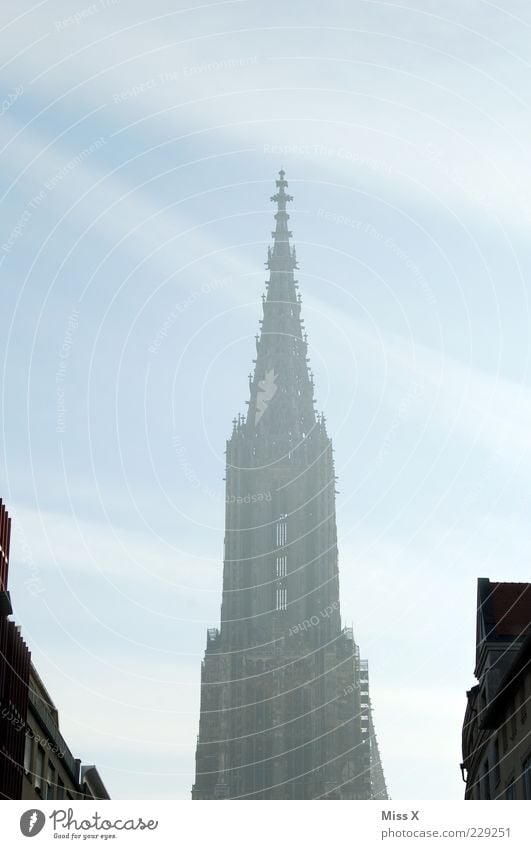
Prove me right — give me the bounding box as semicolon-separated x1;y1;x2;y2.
519;687;527;724
505;776;516;799
35;747;44;793
523;756;531;800
23;734;32;774
510;702;517;739
482;759;490;800
501;720;508;753
276;586;287;611
493;738;501;787
47;763;55;800
276;515;287;547
56;776;65;800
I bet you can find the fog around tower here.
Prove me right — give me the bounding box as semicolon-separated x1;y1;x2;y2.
2;0;531;799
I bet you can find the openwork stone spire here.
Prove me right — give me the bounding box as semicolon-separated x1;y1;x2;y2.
244;171;315;452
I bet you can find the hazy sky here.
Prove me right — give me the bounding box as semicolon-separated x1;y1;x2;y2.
2;0;531;799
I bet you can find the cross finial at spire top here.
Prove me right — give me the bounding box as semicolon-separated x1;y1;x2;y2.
271;169;293;207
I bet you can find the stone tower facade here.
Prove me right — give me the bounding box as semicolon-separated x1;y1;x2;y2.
192;173;387;800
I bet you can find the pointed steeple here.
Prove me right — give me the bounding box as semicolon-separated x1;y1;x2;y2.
244;171;316;449
269;169;294;265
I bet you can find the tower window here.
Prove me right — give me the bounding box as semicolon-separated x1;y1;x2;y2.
276;514;288;547
276;555;287;578
276;586;287;611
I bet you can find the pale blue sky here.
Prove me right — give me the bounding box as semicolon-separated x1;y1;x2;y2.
2;0;531;799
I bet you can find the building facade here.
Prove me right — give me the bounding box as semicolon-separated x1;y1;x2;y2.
192;173;387;800
22;664;109;801
462;578;531;799
0;498;109;800
1;498;31;799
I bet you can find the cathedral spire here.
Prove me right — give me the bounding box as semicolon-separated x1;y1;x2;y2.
269;169;294;264
245;171;315;445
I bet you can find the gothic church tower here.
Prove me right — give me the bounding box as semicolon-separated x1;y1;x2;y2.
192;173;387;800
